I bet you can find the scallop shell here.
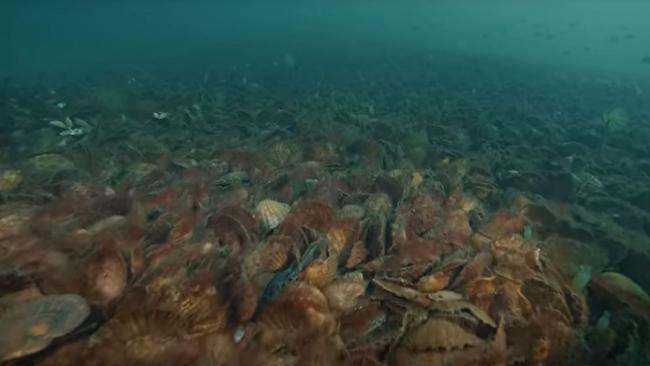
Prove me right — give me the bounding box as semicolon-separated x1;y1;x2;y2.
257;282;334;346
82;249;127;306
326;219;358;254
0;294;90;361
258;234;293;272
346;240;368;269
256;199;291;231
89;309;200;365
416;271;451;293
401;318;483;352
323;276;368;313
300;253;339;289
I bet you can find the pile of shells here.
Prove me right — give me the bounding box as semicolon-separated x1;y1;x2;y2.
1;71;650;365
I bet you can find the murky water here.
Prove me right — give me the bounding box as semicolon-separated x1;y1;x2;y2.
1;1;650;365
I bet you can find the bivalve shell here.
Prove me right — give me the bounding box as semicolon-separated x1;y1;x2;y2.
255;199;291;231
0;294;90;362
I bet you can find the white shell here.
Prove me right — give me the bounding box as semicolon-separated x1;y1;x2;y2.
255;199;290;231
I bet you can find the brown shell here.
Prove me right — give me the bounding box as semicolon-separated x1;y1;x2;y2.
231;274;260;323
258;234;293;273
450;250;492;288
153;281;229;336
346;240;368;268
476;211;527;242
463;276;498;313
208;206;256;252
304;142;338;163
401;318;484;352
372;278;432;307
88;309;200;365
0;204;33;241
416;271;451;293
299;253;338;289
81;249;127;306
339;301;386;341
326;219;359;254
168;212;200;244
257;282;334;346
279;199;336;236
442;209;472;246
493;281;533;320
323;275;368;313
405;193;440;235
198;332;240;366
429;300;497;329
0;294;90;362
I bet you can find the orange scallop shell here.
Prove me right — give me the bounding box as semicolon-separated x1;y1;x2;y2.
300;253;338;289
345;241;368;269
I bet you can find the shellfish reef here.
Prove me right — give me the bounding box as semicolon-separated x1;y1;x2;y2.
1;60;650;365
2;2;650;364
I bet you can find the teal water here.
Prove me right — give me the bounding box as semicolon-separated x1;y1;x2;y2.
3;0;650;82
2;1;650;365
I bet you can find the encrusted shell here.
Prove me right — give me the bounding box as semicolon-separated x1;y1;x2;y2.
0;294;90;361
255;199;291;231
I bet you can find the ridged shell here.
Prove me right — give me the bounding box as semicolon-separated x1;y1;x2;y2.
88;309;200;365
323;276;368;313
82;249;127;306
257;282;334;346
402;318;483;352
0;294;90;362
258;234;293;273
326;219;358;254
256;199;291;231
300;253;339;289
346;241;368;268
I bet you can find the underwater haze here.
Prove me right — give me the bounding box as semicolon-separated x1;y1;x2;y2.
3;1;650;365
3;0;650;82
